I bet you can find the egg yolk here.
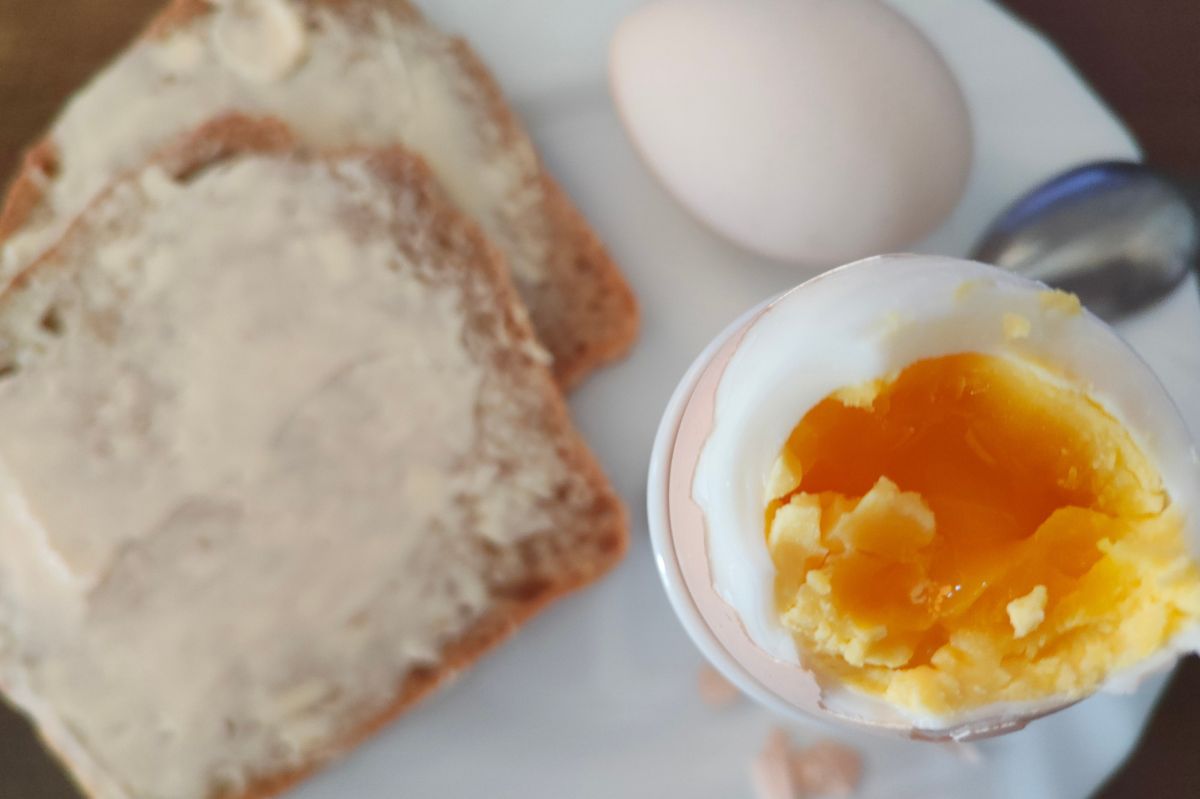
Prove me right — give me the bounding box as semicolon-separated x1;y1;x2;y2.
765;352;1200;715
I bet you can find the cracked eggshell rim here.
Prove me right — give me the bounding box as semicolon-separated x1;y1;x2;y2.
646;254;1200;740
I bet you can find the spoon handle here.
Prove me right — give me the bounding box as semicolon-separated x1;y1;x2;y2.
1171;178;1200;287
1177;179;1200;218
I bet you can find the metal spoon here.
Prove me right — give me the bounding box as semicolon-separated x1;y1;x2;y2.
970;161;1199;321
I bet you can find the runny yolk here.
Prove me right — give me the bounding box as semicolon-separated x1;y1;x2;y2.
765;352;1200;714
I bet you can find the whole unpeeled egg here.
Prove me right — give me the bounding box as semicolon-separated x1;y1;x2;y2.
610;0;972;265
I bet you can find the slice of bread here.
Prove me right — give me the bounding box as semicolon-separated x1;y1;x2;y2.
0;115;628;799
0;0;637;389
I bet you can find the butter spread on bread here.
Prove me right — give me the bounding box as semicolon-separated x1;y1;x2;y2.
0;0;637;388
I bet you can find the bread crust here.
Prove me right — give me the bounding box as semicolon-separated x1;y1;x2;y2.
442;35;639;389
0;0;638;389
0;140;58;242
2;114;629;799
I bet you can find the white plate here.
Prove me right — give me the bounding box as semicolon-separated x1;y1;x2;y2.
292;1;1200;797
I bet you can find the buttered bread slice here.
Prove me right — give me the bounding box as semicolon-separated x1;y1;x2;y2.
0;0;637;388
0;117;627;799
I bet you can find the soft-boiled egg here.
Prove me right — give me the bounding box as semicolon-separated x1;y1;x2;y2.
610;0;972;266
648;255;1200;739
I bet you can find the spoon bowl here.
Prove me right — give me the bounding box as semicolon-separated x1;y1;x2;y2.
971;161;1198;321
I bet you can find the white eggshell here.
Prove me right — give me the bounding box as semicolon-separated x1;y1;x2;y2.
610;0;972;265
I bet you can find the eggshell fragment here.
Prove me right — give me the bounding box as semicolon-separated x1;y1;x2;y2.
791;740;862;796
697;664;742;707
751;729;863;799
751;729;800;799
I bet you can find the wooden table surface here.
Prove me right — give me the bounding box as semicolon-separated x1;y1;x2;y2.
0;1;1197;797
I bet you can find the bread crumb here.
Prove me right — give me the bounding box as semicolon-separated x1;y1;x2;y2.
1002;312;1031;340
1007;585;1048;638
697;664;741;707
